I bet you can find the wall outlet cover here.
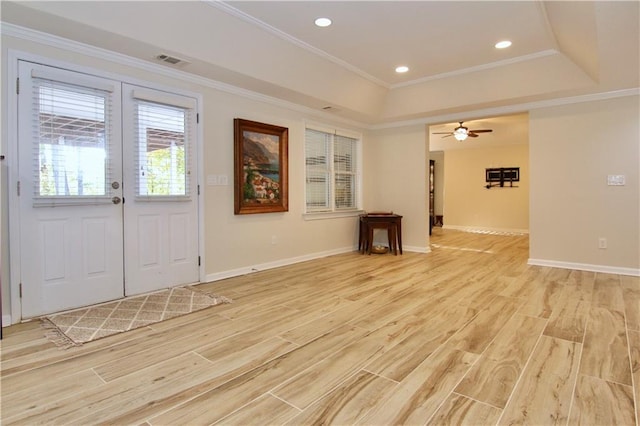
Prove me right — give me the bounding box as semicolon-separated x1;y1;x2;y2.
607;175;625;186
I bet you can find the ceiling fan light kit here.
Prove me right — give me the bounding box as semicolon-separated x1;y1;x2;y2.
433;121;493;141
453;126;468;141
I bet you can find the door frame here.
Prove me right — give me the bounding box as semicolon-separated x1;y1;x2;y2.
6;50;206;324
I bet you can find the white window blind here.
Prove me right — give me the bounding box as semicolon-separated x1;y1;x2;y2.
305;129;331;210
305;127;360;212
32;77;113;199
334;135;357;209
134;99;192;198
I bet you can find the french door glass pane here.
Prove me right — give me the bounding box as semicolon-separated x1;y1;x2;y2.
34;80;111;197
135;101;190;197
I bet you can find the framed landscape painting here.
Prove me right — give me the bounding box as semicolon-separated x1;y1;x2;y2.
234;118;288;214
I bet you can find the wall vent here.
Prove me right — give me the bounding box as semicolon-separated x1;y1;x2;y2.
155;53;189;66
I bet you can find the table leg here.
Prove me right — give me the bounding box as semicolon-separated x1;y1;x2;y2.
391;226;398;255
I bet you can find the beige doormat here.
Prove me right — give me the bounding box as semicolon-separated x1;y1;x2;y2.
41;286;231;348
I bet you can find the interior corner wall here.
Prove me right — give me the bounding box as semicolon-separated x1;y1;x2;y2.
529;95;640;271
442;144;529;232
1;33;368;321
364;125;429;252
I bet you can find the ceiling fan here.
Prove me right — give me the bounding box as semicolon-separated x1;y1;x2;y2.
433;121;493;141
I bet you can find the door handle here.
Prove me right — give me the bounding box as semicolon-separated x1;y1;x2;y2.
112;196;122;205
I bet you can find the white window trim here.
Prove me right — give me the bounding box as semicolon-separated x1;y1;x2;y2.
303;122;363;219
303;209;365;221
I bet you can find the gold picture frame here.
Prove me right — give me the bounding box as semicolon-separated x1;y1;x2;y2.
234;118;289;214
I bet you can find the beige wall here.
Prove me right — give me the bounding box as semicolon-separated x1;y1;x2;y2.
529;95;640;271
442;144;530;232
364;125;429;251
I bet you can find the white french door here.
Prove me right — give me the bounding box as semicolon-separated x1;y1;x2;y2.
121;85;199;295
16;62;199;318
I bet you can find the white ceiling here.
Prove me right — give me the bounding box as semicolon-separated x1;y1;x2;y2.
1;1;638;129
225;1;557;87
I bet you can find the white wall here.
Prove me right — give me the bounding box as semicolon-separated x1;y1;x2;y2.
364;125;429;252
529;95;639;273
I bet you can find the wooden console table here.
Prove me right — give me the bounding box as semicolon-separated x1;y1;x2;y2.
359;214;403;255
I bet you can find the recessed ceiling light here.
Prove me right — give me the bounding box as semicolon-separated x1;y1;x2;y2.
495;40;512;49
315;17;332;27
395;66;409;73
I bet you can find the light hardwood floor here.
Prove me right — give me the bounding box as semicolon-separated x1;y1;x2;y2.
1;228;639;425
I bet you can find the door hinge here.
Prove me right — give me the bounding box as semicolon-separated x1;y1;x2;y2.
19;283;22;298
17;181;21;196
198;256;201;266
196;113;199;124
16;77;19;95
197;184;200;195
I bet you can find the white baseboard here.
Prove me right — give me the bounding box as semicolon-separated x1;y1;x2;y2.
442;225;529;235
528;258;640;277
405;245;431;254
443;225;529;235
204;244;431;283
204;246;355;283
2;315;12;327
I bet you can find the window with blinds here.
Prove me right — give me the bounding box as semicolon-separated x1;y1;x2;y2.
33;77;113;198
305;127;360;212
134;99;192;198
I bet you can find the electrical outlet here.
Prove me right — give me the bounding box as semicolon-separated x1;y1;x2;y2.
607;175;625;186
598;238;607;249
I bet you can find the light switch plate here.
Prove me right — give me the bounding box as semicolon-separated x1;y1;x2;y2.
206;174;229;186
206;175;218;186
607;175;625;186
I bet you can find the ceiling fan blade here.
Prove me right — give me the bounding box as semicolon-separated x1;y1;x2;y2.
432;132;453;135
469;129;493;133
441;134;453;138
467;133;479;138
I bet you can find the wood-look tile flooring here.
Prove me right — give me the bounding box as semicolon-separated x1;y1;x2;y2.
2;228;639;425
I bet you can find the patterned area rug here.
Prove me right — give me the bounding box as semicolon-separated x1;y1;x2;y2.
42;286;231;348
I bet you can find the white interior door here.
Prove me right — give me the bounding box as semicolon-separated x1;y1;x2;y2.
121;85;200;295
16;63;200;318
17;62;124;317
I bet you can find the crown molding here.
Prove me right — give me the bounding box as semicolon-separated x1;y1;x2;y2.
390;50;560;89
204;0;390;89
370;87;640;130
204;1;563;91
3;22;638;132
1;22;367;130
